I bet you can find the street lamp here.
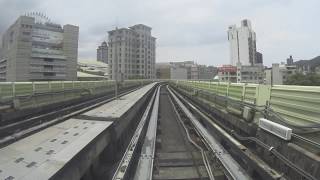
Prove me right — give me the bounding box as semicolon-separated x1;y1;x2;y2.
114;27;121;99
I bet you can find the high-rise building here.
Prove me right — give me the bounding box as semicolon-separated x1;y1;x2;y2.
0;13;79;81
228;19;257;66
255;51;263;64
108;24;156;80
286;55;294;65
97;41;108;64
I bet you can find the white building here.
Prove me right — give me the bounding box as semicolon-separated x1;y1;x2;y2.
228;19;256;66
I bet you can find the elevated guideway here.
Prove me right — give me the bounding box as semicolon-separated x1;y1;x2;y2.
0;83;158;180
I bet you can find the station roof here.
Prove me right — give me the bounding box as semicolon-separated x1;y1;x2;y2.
77;71;105;78
78;59;108;67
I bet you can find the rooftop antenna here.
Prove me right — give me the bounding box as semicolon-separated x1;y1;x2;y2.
115;16;119;29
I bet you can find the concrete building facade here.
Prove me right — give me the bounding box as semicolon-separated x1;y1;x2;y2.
0;14;79;81
228;19;257;66
236;63;264;84
218;65;237;83
198;65;218;79
156;63;170;79
156;61;217;80
97;41;108;64
265;63;297;85
170;66;188;79
108;24;156;80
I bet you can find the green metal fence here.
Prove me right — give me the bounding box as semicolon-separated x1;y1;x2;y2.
270;85;320;126
172;80;320;126
0;80;151;110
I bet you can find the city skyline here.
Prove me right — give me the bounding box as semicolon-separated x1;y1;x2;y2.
0;0;320;66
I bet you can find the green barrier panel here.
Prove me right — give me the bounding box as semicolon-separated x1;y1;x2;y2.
0;83;14;98
15;83;33;96
244;84;257;104
34;82;50;93
63;82;74;90
228;83;244;101
209;82;218;94
170;80;320;128
270;85;320;126
50;82;63;91
217;82;228;96
0;80;145;110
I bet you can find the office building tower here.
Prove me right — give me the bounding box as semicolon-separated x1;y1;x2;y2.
108;24;156;80
255;51;263;64
97;41;108;64
228;19;257;66
286;55;294;65
0;13;79;81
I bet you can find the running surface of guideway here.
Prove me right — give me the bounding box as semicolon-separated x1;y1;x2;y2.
126;85;243;180
153;86;211;179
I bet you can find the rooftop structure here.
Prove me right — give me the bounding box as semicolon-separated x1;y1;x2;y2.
77;59;109;80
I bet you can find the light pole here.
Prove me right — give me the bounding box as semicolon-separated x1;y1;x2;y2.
114;27;120;99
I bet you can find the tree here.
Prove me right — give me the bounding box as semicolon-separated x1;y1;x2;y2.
285;73;320;86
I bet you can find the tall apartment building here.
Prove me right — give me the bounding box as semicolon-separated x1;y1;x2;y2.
0;13;79;81
228;19;257;66
108;24;156;80
97;41;108;64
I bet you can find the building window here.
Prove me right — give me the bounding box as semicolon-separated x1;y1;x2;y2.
23;32;30;35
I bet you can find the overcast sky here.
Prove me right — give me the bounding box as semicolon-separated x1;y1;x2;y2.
0;0;319;66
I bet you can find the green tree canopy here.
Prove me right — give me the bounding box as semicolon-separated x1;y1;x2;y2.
285;73;320;86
